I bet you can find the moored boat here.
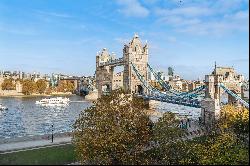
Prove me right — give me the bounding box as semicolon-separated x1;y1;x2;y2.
0;103;8;110
35;97;70;106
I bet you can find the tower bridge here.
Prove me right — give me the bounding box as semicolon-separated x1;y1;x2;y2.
95;34;249;128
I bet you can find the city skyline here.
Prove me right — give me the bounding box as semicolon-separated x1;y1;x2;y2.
0;0;249;80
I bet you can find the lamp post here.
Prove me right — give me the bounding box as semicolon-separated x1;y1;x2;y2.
51;124;54;143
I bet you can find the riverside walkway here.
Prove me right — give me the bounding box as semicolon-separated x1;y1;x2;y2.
0;133;72;153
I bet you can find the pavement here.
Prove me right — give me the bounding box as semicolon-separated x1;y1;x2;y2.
0;136;72;153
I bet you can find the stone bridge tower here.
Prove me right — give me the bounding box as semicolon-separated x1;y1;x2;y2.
96;48;115;98
95;34;149;98
201;64;244;129
123;34;149;94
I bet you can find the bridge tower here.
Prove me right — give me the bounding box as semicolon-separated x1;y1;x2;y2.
201;75;221;129
95;34;149;98
96;48;114;98
123;34;149;94
201;64;245;130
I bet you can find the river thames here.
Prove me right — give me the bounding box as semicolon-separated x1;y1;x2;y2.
1;92;248;140
0;95;203;139
0;95;92;139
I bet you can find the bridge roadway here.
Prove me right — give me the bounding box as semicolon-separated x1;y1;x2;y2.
99;58;124;67
138;94;201;108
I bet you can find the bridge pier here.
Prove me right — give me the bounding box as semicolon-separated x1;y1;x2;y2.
200;98;220;130
200;75;221;131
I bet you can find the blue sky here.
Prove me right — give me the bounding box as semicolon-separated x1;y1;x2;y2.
0;0;249;80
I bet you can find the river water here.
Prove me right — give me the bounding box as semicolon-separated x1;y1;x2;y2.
0;95;202;139
1;92;248;140
0;96;92;139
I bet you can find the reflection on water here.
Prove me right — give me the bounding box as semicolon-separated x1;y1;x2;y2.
0;96;92;139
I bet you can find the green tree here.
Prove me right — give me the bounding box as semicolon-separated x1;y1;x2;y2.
73;89;152;165
149;106;249;165
22;79;36;95
153;112;184;145
149;112;192;165
1;78;16;90
36;79;47;94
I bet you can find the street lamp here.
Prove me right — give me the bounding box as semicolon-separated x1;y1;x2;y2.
51;124;54;143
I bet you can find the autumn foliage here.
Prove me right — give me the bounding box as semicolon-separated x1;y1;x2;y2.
1;78;16;90
73;89;152;165
36;79;48;94
73;90;249;165
21;79;48;95
22;79;37;95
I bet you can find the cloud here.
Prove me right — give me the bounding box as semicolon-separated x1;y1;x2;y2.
177;19;248;36
0;25;38;35
212;0;249;12
116;0;149;17
34;10;72;18
156;9;249;36
114;37;130;44
166;36;177;43
155;6;212;18
152;0;249;36
158;16;201;26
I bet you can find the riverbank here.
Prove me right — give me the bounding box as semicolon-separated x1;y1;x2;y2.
0;93;76;98
0;132;72;145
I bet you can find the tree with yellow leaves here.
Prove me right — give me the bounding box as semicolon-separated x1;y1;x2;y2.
218;105;249;142
22;79;36;95
57;81;75;93
197;132;249;165
1;78;16;90
36;79;48;94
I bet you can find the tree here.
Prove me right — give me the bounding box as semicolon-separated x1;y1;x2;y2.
36;79;47;94
1;78;16;90
149;106;249;165
196;133;249;165
66;81;75;92
217;105;249;142
153;112;185;145
187;105;249;165
45;87;52;95
73;89;152;165
147;112;197;165
22;79;36;95
57;81;75;93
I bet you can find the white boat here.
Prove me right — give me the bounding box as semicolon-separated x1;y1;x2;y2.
36;97;70;106
0;103;8;110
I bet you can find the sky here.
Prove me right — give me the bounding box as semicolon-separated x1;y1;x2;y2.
0;0;249;80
